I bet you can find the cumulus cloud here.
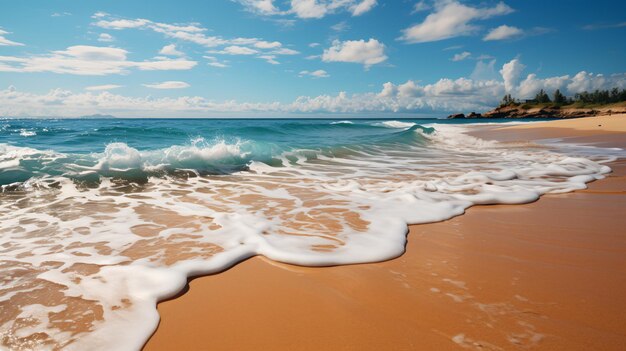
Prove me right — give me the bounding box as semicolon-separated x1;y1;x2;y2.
451;51;471;62
322;39;387;68
85;84;123;91
483;25;523;41
142;81;190;89
0;45;197;75
0;28;24;46
400;1;514;43
499;58;525;92
159;44;184;56
2;59;624;117
299;69;330;78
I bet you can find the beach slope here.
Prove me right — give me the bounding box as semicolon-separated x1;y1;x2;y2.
145;116;626;351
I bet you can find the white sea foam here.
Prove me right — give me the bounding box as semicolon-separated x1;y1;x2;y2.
330;120;353;125
376;120;416;129
93;138;248;172
19;129;36;137
0;124;622;350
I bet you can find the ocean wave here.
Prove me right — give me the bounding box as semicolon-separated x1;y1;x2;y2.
374;120;417;129
95;138;249;172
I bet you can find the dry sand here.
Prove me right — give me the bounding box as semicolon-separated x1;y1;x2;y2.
477;114;626;149
502;113;626;133
144;116;626;351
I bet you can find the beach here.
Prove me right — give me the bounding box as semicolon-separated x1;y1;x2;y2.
145;115;626;351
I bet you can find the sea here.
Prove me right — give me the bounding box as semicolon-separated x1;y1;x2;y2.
0;117;623;350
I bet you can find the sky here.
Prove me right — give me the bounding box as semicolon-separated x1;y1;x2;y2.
0;0;625;117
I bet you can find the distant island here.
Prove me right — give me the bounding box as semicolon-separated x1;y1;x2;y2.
448;88;626;119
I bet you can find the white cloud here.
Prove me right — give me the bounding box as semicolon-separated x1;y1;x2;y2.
142;81;190;89
331;21;350;32
159;44;184;56
0;29;24;46
412;1;430;14
204;56;229;68
309;42;321;48
254;41;282;49
1;63;625;117
98;33;115;42
451;51;471;62
350;0;378;16
234;0;281;15
400;1;514;43
210;46;259;55
92;13;297;65
582;22;626;30
92;12;108;18
567;71;625;94
0;45;197;75
271;47;299;55
322;39;387;68
497;59;626;99
470;59;498;81
235;0;376;19
95;18;152;30
259;55;280;64
93;14;282;49
299;69;330;78
499;58;525;92
51;12;72;17
483;25;523;41
291;0;329;19
208;62;229;68
85;84;123;91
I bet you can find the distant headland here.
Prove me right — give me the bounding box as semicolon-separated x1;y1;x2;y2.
448;88;626;119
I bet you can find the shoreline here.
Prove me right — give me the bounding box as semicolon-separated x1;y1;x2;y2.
145;116;626;351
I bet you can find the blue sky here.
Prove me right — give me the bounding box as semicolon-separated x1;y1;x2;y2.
0;0;625;117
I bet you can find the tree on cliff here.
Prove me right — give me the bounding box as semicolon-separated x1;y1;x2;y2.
499;94;517;107
534;89;551;103
553;89;566;104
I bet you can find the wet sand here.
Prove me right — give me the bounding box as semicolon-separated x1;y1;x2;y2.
145;116;626;351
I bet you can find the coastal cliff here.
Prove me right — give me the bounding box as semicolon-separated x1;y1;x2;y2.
447;104;626;119
448;88;626;119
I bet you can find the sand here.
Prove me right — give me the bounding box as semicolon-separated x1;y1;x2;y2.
502;113;626;133
474;114;626;149
144;116;626;351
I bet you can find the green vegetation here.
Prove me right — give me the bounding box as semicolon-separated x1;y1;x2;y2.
498;88;626;109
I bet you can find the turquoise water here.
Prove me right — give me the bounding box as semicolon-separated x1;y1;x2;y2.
0;117;547;185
